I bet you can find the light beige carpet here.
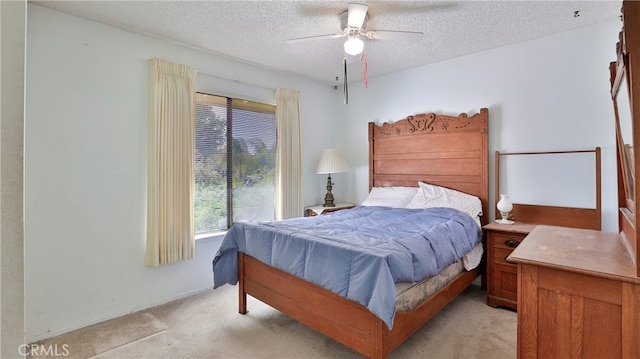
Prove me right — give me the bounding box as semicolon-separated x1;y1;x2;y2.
30;282;516;358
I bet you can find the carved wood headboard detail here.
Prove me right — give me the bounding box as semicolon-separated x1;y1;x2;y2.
368;108;489;225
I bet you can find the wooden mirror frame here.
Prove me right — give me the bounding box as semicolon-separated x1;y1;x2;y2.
612;54;634;216
495;149;601;230
611;1;640;277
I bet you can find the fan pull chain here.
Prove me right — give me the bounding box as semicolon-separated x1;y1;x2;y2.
362;53;368;90
343;57;349;105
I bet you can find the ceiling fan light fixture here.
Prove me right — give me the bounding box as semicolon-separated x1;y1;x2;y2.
344;36;364;56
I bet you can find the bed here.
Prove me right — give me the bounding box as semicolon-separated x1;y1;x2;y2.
213;108;489;358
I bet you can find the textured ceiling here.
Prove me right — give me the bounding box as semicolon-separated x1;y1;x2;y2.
31;1;622;85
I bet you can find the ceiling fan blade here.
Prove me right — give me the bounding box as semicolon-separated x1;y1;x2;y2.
365;30;424;41
286;33;345;44
347;3;368;27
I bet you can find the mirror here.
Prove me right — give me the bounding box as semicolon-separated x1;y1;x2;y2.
613;57;635;212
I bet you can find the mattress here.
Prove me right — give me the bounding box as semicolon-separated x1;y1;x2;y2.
395;242;483;312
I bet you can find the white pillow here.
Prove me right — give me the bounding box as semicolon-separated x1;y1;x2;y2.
361;186;419;208
406;182;483;226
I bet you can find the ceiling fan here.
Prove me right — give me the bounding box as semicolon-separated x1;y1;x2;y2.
286;3;424;56
287;3;423;105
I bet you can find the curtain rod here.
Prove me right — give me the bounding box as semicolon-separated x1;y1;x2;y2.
196;69;277;92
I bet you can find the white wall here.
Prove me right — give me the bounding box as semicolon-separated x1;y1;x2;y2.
24;4;341;342
1;0;27;355
340;19;621;233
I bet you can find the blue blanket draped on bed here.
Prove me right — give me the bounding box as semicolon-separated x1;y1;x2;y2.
212;206;481;329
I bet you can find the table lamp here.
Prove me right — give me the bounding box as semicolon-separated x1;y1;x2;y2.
496;193;514;224
316;149;350;207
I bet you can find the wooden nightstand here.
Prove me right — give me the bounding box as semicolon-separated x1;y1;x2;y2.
304;203;355;217
483;221;538;310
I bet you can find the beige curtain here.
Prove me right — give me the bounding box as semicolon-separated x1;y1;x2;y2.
275;88;303;220
146;58;197;266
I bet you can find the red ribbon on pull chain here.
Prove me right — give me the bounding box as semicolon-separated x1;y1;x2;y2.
362;53;368;89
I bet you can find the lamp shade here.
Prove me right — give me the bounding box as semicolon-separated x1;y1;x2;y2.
316;149;350;174
496;194;513;213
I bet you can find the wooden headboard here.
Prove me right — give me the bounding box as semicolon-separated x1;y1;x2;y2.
368;108;489;225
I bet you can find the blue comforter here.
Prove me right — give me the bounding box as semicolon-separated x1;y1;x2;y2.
212;206;481;329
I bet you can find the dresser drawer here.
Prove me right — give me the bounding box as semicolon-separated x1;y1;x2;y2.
483;222;536;310
492;232;525;250
491;263;517;302
493;246;517;267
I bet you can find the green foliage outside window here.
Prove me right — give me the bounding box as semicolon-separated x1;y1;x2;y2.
194;94;276;233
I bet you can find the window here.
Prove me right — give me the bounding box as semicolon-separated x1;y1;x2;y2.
195;92;276;233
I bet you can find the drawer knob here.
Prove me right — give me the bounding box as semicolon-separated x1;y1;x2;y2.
504;239;520;248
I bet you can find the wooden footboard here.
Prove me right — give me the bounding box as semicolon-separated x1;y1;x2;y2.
238;252;480;358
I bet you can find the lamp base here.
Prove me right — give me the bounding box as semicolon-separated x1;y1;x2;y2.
323;194;335;207
495;219;514;225
323;174;335;207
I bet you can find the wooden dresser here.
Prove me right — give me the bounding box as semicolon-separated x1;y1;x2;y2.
483;221;537;310
489;147;601;310
509;225;640;358
508;2;640;357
